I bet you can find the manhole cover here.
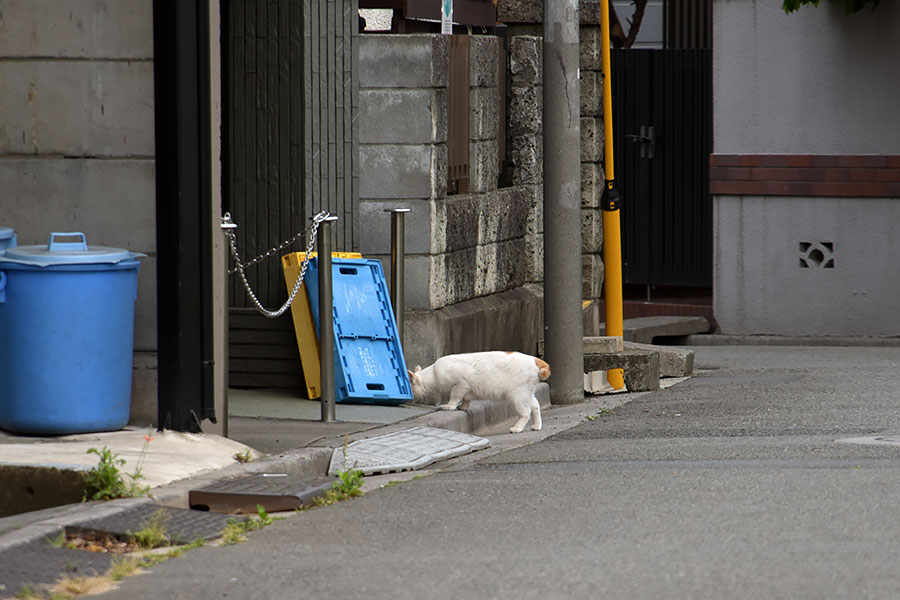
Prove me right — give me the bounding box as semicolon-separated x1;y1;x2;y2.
329;427;490;476
190;474;337;514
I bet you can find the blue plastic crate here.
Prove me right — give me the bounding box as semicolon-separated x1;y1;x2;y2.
305;257;412;404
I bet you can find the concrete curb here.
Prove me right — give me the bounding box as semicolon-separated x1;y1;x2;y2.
681;334;900;347
0;383;551;552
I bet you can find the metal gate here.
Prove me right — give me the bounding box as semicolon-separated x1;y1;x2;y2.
610;48;712;289
223;0;358;388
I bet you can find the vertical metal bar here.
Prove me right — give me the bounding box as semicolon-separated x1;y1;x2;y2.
543;0;584;404
385;208;410;347
318;216;338;422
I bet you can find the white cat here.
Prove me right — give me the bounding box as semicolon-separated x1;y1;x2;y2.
407;351;551;434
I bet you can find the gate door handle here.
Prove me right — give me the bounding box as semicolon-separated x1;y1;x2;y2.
625;125;655;159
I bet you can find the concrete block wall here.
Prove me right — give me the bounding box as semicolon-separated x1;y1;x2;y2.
0;0;158;425
358;33;543;367
360;33;531;311
507;30;605;299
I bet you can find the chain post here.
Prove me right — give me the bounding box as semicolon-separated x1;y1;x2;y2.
317;216;339;423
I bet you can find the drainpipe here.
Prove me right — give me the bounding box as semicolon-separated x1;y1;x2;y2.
543;0;585;404
600;0;625;389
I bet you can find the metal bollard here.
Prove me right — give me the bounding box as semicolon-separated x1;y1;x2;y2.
385;208;410;347
318;216;339;422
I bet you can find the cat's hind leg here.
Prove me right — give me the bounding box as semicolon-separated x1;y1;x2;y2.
441;382;470;411
509;392;532;433
529;395;542;431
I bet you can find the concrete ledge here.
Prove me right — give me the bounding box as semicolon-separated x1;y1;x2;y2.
623;316;711;344
584;350;660;392
624;341;694;377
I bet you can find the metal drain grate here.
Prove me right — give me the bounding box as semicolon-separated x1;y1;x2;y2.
190;474;338;514
0;541;114;597
329;426;491;476
67;503;239;544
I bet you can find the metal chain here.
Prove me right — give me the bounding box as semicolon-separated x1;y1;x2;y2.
222;211;330;318
224;220;316;275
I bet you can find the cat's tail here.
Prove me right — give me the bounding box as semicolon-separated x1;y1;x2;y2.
534;357;551;380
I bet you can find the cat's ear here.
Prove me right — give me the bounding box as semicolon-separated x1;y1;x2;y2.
407;369;417;382
414;365;422;373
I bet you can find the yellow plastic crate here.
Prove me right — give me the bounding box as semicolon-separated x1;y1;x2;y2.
282;251;362;399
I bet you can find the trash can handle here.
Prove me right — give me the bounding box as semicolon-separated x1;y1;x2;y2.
48;232;88;252
0;271;6;304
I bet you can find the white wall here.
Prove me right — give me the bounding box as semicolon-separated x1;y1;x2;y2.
712;0;900;337
714;0;900;155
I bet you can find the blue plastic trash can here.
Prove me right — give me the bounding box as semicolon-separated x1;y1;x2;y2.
0;232;143;434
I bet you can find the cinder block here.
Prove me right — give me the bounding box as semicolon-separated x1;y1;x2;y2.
509;86;542;135
360;89;442;144
624;341;695;377
469;36;498;87
525;233;543;282
584;350;660;392
580;116;603;163
431;143;448;199
579;26;602;71
0;61;155;156
359;144;434;199
581;207;603;253
469;140;499;194
509;36;542;87
580;69;602;116
510;133;542;185
470;87;499;141
474;238;527;296
582;253;604;299
581;162;604;208
0;0;153;59
359;34;448;89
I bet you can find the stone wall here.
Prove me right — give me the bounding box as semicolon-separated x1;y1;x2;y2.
358;33;543;366
502;7;606;301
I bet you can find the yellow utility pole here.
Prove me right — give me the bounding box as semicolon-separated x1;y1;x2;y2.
600;0;625;389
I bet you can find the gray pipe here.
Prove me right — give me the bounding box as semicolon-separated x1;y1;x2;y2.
318;216;338;422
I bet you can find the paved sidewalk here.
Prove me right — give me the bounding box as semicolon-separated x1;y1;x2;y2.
0;382;577;596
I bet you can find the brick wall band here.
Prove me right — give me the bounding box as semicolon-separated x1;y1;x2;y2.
710;155;900;197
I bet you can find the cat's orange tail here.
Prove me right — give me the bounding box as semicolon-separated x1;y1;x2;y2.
534;357;551;380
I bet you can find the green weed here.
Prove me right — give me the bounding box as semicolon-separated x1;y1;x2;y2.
129;509;170;549
233;448;253;463
82;436;153;501
221;505;283;545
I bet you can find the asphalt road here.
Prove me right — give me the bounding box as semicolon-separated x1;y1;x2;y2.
98;345;900;599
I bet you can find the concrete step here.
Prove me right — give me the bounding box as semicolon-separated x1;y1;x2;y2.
621;316;710;344
624;341;694;377
584;350;660;392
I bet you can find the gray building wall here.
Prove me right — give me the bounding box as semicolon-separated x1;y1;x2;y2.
0;1;229;430
0;0;159;423
712;0;900;337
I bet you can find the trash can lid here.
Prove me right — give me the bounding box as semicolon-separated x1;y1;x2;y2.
0;232;141;267
0;227;14;241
